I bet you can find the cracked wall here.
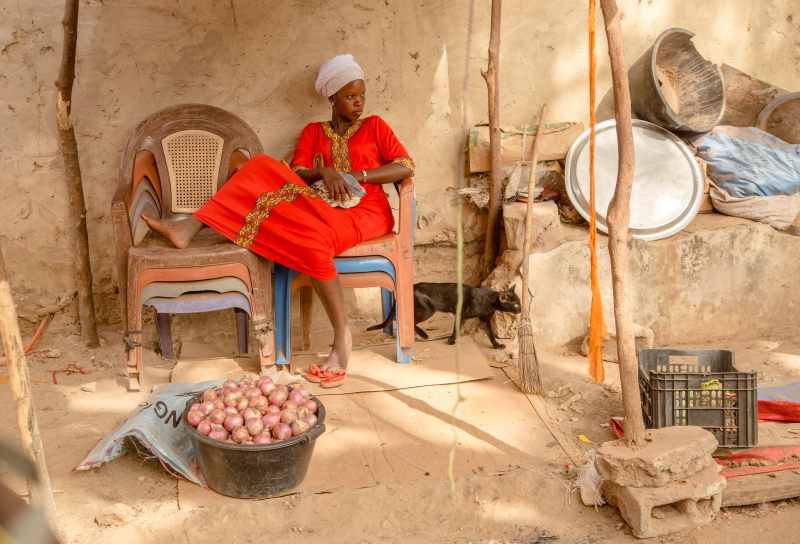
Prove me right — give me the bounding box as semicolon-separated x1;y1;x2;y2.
1;0;799;337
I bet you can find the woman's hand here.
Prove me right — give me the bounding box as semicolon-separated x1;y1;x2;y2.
319;167;352;202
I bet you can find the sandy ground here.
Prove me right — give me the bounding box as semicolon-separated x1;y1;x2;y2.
1;318;800;544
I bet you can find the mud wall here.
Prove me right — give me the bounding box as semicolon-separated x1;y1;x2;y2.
1;0;798;336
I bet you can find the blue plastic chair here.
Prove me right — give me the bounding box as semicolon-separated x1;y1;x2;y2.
274;256;410;367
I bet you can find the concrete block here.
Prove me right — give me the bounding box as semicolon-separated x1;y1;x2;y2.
603;461;725;538
595;427;718;488
580;322;654;363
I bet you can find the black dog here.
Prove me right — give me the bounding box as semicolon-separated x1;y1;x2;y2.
367;283;522;349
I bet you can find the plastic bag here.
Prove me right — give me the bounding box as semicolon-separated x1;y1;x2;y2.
691;127;800;198
578;449;605;506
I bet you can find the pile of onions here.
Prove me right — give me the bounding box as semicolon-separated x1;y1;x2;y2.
186;376;319;445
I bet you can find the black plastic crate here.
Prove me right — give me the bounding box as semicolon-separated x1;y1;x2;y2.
638;349;757;448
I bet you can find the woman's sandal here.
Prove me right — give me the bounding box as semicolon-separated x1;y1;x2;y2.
320;368;347;388
305;364;328;384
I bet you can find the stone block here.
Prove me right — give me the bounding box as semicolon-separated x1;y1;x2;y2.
503;201;559;251
580;322;654;363
603;461;725;539
595;427;718;488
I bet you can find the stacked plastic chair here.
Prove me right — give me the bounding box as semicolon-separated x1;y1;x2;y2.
111;104;275;390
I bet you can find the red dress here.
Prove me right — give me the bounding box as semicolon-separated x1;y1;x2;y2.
193;115;414;281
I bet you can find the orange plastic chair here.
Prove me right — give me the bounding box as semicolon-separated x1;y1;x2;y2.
274;149;415;365
111;104;275;390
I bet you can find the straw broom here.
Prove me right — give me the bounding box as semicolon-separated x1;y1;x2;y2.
517;104;548;396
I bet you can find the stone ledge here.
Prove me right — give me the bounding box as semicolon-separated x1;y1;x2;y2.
596;427;718;488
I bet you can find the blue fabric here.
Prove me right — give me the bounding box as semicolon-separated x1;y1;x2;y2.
692;127;800;198
758;379;800;403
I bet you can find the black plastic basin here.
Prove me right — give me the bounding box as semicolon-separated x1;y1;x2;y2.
182;387;326;498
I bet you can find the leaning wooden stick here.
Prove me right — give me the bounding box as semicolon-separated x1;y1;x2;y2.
517;104;548;396
481;0;503;279
0;246;61;534
598;0;646;446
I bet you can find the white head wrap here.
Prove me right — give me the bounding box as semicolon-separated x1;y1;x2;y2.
315;54;365;98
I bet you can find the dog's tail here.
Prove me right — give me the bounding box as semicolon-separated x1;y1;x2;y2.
365;300;396;331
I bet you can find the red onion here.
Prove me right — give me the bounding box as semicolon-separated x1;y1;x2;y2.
288;389;304;407
262;411;282;430
296;406;310;418
274;383;288;395
260;382;276;396
190;403;203;411
208;427;229;441
252;396;270;411
187;409;205;427
223;406;239;416
268;389;288;407
220;386;234;397
295;384;312;400
302;400;318;414
213;398;226;411
291;418;310;436
280;410;298;425
209;409;226;425
266;405;281;414
232;427;250;443
272;423;292;440
222;379;238;390
201;388;219;402
199;401;216;415
242;407;261;421
302;414;318;428
281;400;298;412
231;387;245;397
236;397;250;411
256;375;274;388
244;387;261;401
253;432;272;444
223;393;239;407
241;375;255;387
245;418;264;436
197;420;213;435
223;413;244;432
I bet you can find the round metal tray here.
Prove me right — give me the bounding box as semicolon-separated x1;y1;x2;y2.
565;119;703;241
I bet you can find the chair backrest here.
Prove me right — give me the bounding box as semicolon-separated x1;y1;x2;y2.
119;104;263;219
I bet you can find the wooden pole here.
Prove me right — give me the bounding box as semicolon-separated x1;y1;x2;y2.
481;0;502;279
598;0;646;447
0;246;60;533
55;0;99;348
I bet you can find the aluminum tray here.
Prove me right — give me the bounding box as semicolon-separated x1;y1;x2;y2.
564;119;703;241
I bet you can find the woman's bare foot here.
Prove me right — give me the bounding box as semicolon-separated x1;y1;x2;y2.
141;215;203;248
320;327;352;372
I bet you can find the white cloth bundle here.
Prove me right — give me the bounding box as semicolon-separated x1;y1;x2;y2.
315;54;364;98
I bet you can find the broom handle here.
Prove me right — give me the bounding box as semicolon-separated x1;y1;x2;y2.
521;105;548;313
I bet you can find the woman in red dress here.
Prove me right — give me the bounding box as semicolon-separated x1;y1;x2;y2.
143;55;414;386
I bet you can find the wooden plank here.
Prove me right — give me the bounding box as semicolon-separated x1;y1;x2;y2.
722;470;800;507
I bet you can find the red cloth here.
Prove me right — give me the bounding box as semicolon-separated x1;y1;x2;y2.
194;116;413;281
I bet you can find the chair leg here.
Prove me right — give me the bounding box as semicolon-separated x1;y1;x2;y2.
395;255;415;363
274;264;290;366
235;308;249;355
300;286;313;350
381;287;394;337
154;311;174;359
